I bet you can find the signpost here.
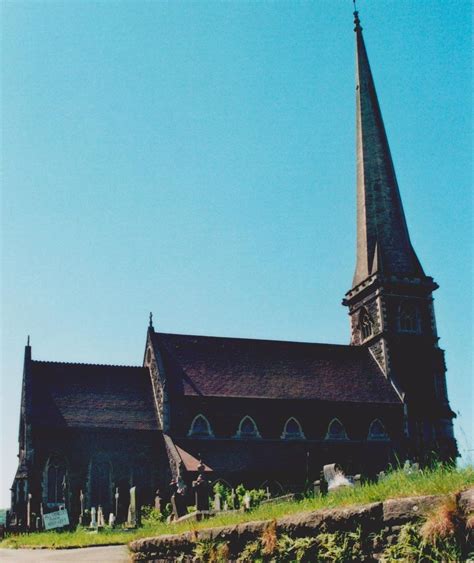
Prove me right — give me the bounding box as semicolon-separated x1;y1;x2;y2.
43;507;69;530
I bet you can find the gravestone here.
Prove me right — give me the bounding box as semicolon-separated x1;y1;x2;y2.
154;489;162;513
90;507;97;528
79;490;85;526
26;493;32;529
230;489;237;510
243;493;251;511
108;513;115;527
323;463;353;492
170;479;187;519
127;486;141;527
192;471;210;512
97;505;105;528
213;491;221;512
115;488;119;518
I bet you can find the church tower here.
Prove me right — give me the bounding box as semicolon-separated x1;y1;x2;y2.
343;11;457;462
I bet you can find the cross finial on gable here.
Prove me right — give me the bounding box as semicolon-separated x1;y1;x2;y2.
149;312;154;330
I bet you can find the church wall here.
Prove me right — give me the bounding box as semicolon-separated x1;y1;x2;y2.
28;426;168;524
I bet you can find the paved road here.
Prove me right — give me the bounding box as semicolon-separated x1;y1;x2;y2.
0;545;130;562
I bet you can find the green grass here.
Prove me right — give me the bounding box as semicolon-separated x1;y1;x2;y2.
2;464;473;549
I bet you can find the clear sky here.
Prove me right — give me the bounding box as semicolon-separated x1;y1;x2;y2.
1;1;472;507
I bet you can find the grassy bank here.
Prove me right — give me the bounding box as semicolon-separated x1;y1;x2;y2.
2;464;473;549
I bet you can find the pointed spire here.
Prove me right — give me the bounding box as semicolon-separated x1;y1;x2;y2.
352;9;424;288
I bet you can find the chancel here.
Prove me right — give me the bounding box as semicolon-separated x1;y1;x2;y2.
10;11;457;528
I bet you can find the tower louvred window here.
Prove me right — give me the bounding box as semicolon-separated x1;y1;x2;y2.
399;302;419;332
359;308;373;339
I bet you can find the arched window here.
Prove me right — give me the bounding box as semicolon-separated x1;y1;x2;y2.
359;308;374;340
235;416;261;439
281;417;305;439
325;418;348;440
399;302;419;332
45;456;67;505
368;419;389;441
188;414;213;437
90;459;112;511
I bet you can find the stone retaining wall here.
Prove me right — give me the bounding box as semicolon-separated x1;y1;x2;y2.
129;487;473;561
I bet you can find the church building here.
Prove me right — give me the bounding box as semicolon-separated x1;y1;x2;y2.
10;12;457;526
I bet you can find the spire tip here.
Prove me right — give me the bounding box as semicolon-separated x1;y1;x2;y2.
353;2;362;32
149;312;154;330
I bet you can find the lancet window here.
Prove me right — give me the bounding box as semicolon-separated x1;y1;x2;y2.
325;418;349;440
45;456;67;505
367;419;389;440
235;416;261;438
281;417;305;439
188;414;213;437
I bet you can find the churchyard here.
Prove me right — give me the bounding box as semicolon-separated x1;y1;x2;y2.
1;463;472;557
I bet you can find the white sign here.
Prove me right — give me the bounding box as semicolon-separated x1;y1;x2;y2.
43;508;69;530
0;509;7;525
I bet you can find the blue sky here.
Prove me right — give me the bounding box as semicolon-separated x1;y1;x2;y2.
1;1;472;506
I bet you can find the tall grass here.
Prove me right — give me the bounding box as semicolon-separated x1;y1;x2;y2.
2;464;473;549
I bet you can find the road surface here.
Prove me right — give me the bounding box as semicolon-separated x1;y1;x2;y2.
0;545;130;562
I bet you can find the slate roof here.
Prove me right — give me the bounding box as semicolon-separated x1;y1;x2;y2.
30;361;158;430
152;332;401;404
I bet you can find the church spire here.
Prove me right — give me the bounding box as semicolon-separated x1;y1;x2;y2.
352;9;424;288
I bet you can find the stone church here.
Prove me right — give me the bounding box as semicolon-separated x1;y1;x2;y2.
11;12;457;525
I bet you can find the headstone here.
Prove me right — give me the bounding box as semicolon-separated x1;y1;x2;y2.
26;493;32;529
192;471;210;512
230;489;236;510
97;505;105;528
79;490;85;526
154;489;162;513
377;471;386;482
90;507;97;528
115;488;119;518
353;474;362;487
323;463;353;492
108;513;115;527
35;516;41;531
127;486;141;527
313;480;321;496
223;501;228;511
266;487;271;501
243;493;251;511
213;492;221;512
170;479;187;519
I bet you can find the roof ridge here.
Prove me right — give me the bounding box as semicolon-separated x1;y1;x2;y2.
155;332;361;349
31;360;144;369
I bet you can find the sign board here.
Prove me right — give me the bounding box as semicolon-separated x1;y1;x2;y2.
43;508;69;530
0;510;7;525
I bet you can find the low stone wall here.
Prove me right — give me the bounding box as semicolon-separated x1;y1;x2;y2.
129;488;474;562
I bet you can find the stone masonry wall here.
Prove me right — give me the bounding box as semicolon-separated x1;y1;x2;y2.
129;487;474;561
